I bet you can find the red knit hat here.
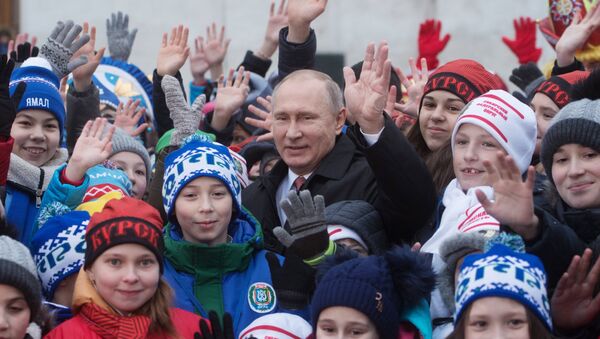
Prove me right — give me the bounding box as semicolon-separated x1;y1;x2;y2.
84;197;164;272
535;71;590;109
422;59;505;105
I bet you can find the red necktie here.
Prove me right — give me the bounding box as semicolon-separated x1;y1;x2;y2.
292;176;306;192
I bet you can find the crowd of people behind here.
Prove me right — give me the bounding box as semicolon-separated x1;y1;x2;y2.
0;0;599;338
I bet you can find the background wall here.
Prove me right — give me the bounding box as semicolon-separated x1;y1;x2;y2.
19;0;555;91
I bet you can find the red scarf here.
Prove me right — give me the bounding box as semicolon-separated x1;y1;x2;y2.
79;303;152;339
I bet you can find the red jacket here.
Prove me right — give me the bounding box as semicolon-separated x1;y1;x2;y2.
45;307;202;339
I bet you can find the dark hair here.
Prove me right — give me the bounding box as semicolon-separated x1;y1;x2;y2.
447;302;556;339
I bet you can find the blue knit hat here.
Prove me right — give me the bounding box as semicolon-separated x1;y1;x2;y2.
83;164;132;203
9;57;66;144
31;210;89;300
311;246;436;339
162;135;241;223
454;244;552;331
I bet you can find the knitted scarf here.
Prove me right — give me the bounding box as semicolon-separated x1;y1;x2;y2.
163;222;256;318
79;303;152;339
7;148;68;191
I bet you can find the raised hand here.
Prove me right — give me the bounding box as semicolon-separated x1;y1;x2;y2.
189;36;210;82
555;3;600;67
203;23;230;80
0;56;26;138
65;118;115;182
106;11;138;62
113;99;149;137
551;249;600;330
418;19;451;70
246;96;274;142
394;57;428;118
343;42;392;134
475;152;539;240
502;17;542;65
8;33;38;65
156;25;189;76
39;20;90;79
286;0;327;43
258;0;289;59
213;67;250;131
72;23;106;92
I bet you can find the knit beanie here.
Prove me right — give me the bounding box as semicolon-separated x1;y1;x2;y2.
154;128;215;155
239;313;312;339
110;127;152;183
84;197;164;272
534;71;589;109
82;164;132;203
162;136;241;223
454;243;552;331
451;90;537;173
311;246;435;339
421;59;505;107
541;98;600;183
31;210;88;300
0;235;43;322
324;200;389;255
9;57;66;143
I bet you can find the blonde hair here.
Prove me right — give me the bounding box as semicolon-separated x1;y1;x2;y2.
135;279;178;338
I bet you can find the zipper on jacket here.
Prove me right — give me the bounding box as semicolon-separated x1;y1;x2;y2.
36;168;45;207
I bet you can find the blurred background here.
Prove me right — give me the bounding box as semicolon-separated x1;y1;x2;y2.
1;0;555;91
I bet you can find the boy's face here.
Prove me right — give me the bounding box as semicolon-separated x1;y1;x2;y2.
11;110;60;166
175;176;233;246
453;124;507;191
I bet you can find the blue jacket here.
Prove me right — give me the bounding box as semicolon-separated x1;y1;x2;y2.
162;208;308;336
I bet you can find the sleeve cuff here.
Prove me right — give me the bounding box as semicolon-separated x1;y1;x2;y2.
360;127;385;146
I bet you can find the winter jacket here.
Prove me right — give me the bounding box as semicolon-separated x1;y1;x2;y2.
66;84;100;155
5;149;68;247
243;116;436;253
162;208;308;336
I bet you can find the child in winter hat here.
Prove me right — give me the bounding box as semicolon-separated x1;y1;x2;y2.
0;235;47;338
238;313;312;339
109;126;152;199
31;211;88;325
449;244;553;338
311;246;436;339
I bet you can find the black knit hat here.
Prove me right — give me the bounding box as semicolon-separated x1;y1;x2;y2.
0;236;42;322
311;246;435;339
541;98;600;183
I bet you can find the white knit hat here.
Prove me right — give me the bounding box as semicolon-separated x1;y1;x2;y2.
451;90;537;173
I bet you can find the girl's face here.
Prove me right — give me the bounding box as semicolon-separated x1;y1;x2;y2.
110;151;147;199
175;176;233;246
317;306;378;339
453;124;507;191
465;297;529;339
419;90;466;152
87;243;160;314
552;144;600;209
10;110;60;166
0;284;31;339
529;93;559;155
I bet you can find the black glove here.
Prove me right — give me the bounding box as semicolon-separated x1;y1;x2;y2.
9;42;39;66
266;251;316;310
0;55;26;138
509;62;543;92
194;311;234;339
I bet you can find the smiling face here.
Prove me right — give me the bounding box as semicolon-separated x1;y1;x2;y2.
174;176;233;246
0;284;31;339
10;109;60;166
465;297;530;339
86;243;159;314
552;144;600;209
419;90;466;152
272;76;346;176
317;306;379;339
530;93;560;155
453;124;507;191
110;151;147;199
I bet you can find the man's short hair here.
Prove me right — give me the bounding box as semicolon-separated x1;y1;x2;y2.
273;69;344;113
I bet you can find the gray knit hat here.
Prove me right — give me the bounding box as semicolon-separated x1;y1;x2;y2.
541;99;600;183
325;200;389;255
110;127;152;183
0;236;42;321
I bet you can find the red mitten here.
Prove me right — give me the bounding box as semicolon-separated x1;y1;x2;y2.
502;17;542;64
418;19;451;70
